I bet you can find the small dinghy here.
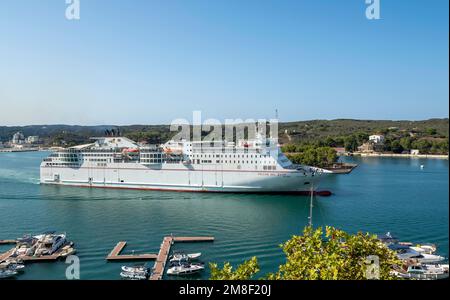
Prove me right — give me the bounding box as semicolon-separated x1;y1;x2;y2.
167;262;205;276
120;271;148;280
0;269;18;279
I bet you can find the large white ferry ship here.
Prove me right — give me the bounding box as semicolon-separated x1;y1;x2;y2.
40;134;330;193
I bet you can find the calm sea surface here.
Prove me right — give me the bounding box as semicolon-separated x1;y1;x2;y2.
0;152;448;280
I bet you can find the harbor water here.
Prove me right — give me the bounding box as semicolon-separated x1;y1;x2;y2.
0;152;448;279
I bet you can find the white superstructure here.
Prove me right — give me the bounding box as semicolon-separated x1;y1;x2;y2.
40;135;330;193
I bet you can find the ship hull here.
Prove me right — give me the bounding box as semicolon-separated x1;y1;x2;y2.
40;163;323;193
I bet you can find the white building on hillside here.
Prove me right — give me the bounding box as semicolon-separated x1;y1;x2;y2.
26;136;40;144
369;135;385;144
12;132;25;144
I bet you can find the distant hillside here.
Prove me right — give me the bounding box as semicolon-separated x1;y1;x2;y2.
0;119;448;148
278;118;449;144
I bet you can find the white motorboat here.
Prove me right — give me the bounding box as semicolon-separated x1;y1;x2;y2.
166;262;205;276
397;264;449;280
33;233;67;256
121;265;149;274
0;261;25;273
14;244;34;257
169;252;202;263
397;249;445;263
120;271;147;280
0;269;18;279
409;244;437;255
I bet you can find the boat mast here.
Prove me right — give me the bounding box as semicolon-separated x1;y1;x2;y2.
308;183;314;227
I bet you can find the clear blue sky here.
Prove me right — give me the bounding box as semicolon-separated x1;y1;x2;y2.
0;0;448;125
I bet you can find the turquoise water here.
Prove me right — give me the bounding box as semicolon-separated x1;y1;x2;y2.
0;152;448;280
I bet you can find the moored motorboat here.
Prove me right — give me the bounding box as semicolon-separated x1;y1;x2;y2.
120;271;148;280
166;262;205;276
396;249;445;263
0;261;25;273
409;244;437;255
169;251;201;263
0;269;18;279
396;264;449;280
121;265;150;274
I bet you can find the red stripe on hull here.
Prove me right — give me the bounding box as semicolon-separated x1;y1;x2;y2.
41;183;332;196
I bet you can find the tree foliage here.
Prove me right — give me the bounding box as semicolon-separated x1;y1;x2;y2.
210;227;401;280
284;146;338;167
209;256;259;280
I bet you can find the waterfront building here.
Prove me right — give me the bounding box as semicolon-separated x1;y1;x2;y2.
369;135;385;144
26;136;40;144
12;132;25;144
357;142;375;153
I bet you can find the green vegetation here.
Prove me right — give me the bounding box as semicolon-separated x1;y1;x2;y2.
283;145;338;167
209;226;401;280
281;122;449;155
209;257;260;280
0;119;448;154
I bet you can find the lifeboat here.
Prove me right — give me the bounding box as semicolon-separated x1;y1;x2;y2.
122;148;139;154
163;147;183;155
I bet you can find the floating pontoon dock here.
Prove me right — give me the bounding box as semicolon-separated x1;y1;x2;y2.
106;241;158;261
150;236;215;280
0;240;17;245
105;236;214;280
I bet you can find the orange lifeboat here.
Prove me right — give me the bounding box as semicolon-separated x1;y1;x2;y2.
122;148;139;154
163;146;183;155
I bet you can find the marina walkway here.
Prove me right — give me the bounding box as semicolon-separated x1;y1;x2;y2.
0;248;15;262
0;239;16;245
106;241;158;261
104;236;214;280
149;236;215;280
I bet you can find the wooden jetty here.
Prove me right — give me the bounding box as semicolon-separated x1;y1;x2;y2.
149;236;215;280
105;236;214;280
106;241;157;261
149;237;173;280
19;255;60;262
0;248;15;262
173;236;215;243
0;239;17;245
